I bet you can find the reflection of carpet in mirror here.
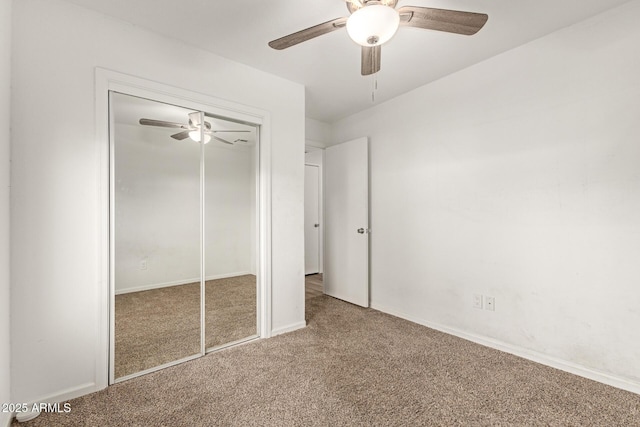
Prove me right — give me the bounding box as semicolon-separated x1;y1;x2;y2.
115;274;256;379
205;274;257;349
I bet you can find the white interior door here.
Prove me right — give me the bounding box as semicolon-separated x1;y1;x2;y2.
324;137;369;307
304;165;320;275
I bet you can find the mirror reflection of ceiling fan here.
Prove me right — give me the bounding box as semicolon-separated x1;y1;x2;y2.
139;112;250;145
269;0;488;76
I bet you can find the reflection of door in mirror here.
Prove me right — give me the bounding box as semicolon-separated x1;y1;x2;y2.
110;93;259;382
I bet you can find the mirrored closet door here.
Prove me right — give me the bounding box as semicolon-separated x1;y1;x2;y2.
110;92;259;382
202;112;258;350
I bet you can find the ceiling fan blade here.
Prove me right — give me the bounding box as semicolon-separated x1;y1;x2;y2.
398;6;488;36
212;130;250;133
268;17;347;50
139;118;186;129
213;136;234;145
361;45;381;76
171;131;191;140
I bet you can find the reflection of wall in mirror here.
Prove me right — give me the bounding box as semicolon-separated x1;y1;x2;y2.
114;123;256;294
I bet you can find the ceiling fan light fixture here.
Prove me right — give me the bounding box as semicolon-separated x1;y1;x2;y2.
188;130;212;144
346;4;400;47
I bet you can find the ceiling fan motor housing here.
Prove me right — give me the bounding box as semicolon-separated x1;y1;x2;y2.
346;0;398;14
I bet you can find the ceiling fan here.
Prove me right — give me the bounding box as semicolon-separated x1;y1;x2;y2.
268;0;488;76
139;112;249;145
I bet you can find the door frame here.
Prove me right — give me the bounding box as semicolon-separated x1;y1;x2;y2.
95;68;272;388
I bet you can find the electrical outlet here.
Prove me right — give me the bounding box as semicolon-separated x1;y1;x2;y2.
485;296;495;311
139;258;148;270
473;294;483;309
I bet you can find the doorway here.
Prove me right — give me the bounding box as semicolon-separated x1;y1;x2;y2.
305;164;320;275
303;138;370;308
305;146;324;301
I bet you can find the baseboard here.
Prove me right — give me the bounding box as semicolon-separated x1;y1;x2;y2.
371;302;640;396
4;382;98;424
1;412;11;427
23;382;98;409
115;271;254;295
271;321;306;337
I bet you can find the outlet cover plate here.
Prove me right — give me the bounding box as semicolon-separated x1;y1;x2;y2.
473;294;483;309
485;296;495;311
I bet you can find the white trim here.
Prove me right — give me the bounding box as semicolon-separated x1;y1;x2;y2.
206;335;260;353
199;111;206;358
114;354;201;384
96;69;266;126
15;410;40;423
271;321;306;337
96;72;111;390
1;412;11;427
114;272;254;295
5;382;98;421
371;302;640;396
258;120;272;339
20;382;98;407
96;68;272;387
305;139;328;150
107;91;117;386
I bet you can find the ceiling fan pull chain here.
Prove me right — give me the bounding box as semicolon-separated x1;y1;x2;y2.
371;74;378;103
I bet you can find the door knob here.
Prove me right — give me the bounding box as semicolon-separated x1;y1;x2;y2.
314;224;320;228
357;228;365;234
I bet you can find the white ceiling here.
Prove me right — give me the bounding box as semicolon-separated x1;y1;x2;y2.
65;0;630;123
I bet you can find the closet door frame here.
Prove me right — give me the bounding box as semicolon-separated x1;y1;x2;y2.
96;68;272;387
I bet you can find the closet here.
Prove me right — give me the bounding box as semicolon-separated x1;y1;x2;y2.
110;92;259;382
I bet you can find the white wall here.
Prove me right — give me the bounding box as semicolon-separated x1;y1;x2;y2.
305;117;331;148
203;143;255;279
114;122;200;292
113;122;254;294
0;0;11;424
305;150;323;166
331;1;640;391
11;0;305;404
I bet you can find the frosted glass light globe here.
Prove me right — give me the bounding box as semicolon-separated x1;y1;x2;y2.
188;130;212;144
346;4;400;46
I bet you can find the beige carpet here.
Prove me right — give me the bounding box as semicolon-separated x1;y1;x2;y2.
17;293;640;426
204;274;257;349
115;275;256;379
305;273;323;300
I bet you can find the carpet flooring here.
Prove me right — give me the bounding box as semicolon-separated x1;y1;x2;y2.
304;273;323;300
16;288;640;426
115;275;256;379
